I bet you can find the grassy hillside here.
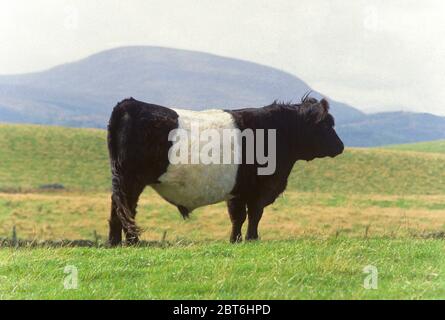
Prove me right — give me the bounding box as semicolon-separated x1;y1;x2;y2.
0;123;444;242
1;124;445;195
384;140;445;154
0;124;109;192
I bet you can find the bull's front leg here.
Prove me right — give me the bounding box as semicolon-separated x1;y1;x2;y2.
246;202;264;241
227;198;247;243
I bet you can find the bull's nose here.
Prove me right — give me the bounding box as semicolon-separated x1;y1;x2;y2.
329;142;344;158
339;142;344;154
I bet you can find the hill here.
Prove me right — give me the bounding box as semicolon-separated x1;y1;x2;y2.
0;46;444;146
337;112;445;147
0;46;362;127
1;124;444;195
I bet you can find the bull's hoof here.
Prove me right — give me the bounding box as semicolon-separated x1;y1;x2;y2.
125;236;140;246
107;239;122;247
230;233;243;243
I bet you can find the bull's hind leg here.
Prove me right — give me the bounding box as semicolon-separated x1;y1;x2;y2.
109;199;123;246
108;174;146;246
227;198;247;243
246;202;264;241
122;181;146;245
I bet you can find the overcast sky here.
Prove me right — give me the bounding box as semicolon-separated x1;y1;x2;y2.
1;0;444;115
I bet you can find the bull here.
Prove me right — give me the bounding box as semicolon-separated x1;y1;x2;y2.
107;94;344;245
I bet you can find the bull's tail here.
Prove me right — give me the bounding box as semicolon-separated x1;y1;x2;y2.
110;164;141;237
108;98;140;237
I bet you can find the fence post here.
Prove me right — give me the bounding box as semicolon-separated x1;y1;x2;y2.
161;230;167;244
12;225;17;247
93;230;99;247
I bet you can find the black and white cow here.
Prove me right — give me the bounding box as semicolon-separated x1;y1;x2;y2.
107;95;344;245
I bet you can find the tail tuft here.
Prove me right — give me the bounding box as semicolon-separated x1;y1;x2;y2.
110;165;141;237
177;205;190;219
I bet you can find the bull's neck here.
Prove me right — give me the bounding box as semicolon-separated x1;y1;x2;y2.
267;105;302;164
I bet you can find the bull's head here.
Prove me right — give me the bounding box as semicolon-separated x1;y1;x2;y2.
296;95;344;161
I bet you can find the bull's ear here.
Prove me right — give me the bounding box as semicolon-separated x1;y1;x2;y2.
321;98;329;113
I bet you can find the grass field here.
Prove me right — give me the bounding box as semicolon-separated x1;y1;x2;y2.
0;124;445;299
2;239;445;299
